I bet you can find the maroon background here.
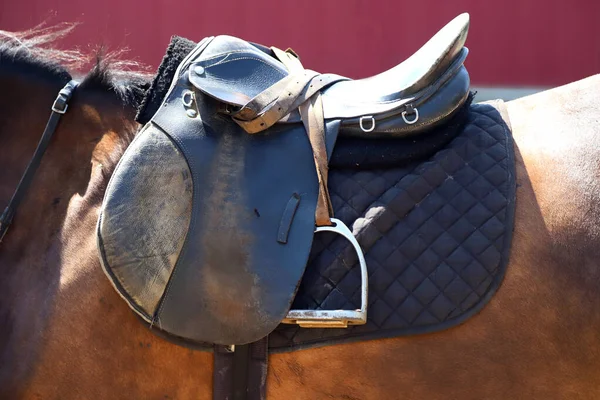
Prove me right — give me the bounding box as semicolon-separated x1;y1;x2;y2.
1;0;599;87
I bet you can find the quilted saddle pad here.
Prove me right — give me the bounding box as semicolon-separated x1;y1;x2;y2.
133;100;514;352
269;101;515;351
129;35;515;350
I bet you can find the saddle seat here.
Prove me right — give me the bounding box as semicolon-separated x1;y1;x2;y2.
188;13;470;138
320;12;469;121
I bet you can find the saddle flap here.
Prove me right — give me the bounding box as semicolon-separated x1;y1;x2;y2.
188;35;289;108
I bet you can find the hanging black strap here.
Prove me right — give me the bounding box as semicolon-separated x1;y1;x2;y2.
213;337;269;400
0;80;79;243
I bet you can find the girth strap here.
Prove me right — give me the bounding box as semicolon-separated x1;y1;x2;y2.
0;80;79;243
231;48;339;226
213;338;269;400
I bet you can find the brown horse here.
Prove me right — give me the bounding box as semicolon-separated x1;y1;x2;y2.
2;27;600;400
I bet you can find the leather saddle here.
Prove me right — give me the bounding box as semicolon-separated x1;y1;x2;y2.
97;13;471;345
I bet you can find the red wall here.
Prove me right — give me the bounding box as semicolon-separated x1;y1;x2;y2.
1;0;599;87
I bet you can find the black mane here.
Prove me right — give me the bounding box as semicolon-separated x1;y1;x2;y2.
79;54;151;109
0;23;151;108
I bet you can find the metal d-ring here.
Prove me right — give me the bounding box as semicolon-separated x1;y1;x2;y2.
181;90;195;108
359;115;375;133
402;107;419;124
283;218;368;328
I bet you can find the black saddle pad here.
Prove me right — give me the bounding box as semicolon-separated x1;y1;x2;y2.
269;101;515;351
127;36;515;350
136;100;514;352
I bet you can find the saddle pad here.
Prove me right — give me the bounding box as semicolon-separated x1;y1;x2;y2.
269;101;515;352
135;101;514;352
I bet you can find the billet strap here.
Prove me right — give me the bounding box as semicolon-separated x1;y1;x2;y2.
213;338;269;400
0;80;79;243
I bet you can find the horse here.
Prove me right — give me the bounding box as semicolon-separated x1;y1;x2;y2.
2;26;600;400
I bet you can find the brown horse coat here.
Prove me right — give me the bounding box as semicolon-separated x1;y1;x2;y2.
1;34;600;399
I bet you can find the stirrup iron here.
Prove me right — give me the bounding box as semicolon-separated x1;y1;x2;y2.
282;218;368;328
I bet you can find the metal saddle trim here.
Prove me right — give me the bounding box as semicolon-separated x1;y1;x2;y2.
282;218;368;328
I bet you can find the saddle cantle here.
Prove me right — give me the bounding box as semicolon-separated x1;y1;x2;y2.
97;14;471;345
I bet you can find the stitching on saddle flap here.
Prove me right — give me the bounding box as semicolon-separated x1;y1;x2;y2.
97;213;155;323
196;48;268;64
199;52;287;81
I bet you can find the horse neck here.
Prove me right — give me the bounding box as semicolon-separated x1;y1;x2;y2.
0;70;142;392
0;72;139;265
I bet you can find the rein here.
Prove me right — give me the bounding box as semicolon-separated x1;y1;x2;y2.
0;80;79;243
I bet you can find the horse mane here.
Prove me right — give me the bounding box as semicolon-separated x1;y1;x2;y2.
0;23;151;108
0;23;154;180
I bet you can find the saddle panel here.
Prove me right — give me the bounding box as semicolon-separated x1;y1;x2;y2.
98;124;193;319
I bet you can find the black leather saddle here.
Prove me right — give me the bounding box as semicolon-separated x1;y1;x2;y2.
97;14;471;345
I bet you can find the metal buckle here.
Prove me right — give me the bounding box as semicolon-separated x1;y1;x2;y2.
51;95;68;114
282;218;368;328
51;82;78;114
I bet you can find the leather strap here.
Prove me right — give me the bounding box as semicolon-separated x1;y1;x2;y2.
213;338;269;400
232;72;341;134
232;48;335;226
298;91;333;226
0;80;79;243
275;48;333;226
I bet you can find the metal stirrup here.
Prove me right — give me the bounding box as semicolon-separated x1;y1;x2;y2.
282;218;368;328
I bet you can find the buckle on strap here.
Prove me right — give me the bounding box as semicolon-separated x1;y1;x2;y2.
51;80;79;114
282;218;368;328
